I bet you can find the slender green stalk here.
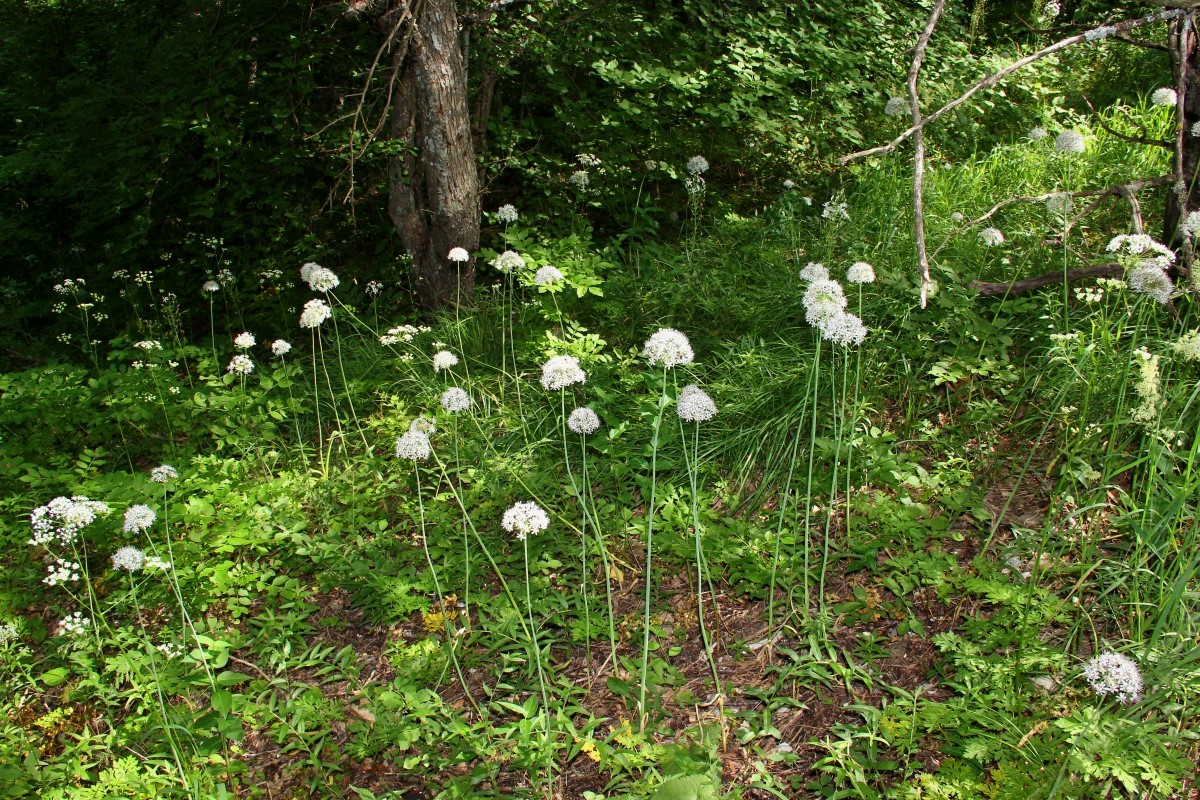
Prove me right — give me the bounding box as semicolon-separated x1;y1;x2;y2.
679;414;721;701
328;295;371;453
130;579;191;793
560;391;592;674
638;366;669;731
580;428;619;672
801;336;823;620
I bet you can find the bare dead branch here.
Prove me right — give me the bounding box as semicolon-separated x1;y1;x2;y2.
1082;95;1171;149
910;0;947;309
1171;12;1198;281
1118;184;1146;234
1114;32;1171;51
971;264;1124;296
841;8;1184;164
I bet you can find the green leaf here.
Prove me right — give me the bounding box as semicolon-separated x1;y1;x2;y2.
216;670;252;686
653;773;717;800
40;667;70;687
211;689;233;714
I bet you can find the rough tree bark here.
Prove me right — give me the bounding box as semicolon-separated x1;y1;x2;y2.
385;0;480;311
1165;10;1200;292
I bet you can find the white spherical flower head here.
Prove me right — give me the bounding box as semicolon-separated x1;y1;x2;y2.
821;311;869;347
111;546;146;572
307;266;340;293
643;328;695;368
686;155;709;176
202;280;221;293
234;331;256;350
491;250;525;274
847;262;876;284
123;504;156;533
227;354;254;376
432;350;459;372
884;96;909;117
395;428;432;461
448;247;470;262
570;170;590;188
782;179;795;189
568;407;601;435
1026;127;1048;141
978;227;1005;247
29;496;111;548
1192;121;1200;138
409;415;437;435
496;204;519;224
150;465;178;484
950;211;965;222
676;384;718;423
535;265;565;286
502;500;550;541
299;262;320;282
1045;193;1072;216
299;298;332;328
1129;263;1174;304
541;355;586;390
1151;87;1177;106
1182;210;1200;238
799;262;829;282
272;339;292;357
1173;329;1200;361
1055;130;1085;154
1083;652;1143;704
440;387;471;413
803;279;848;328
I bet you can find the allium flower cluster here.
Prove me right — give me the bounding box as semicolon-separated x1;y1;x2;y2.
800;262;829;282
0;621;18;646
123;504;156;534
501;501;550;540
1027;127;1048;141
803;279;848;328
541;355;586;390
568;407;601;435
822;311;869;347
1055;130;1085;154
570;170;590;188
535;265;565;286
978;227;1005;247
111;546;145;572
1083;652;1143;703
203;280;221;293
300;298;332;328
847;262;876;284
1129;263;1174;304
1107;234;1175;265
394;427;432;461
782;179;795;189
432;350;459;372
30;496;111;547
151;465;178;483
1151;87;1177;106
491;250;525;274
58;611;90;637
448;247;470;262
272;339;292;357
227;354;254;376
306;266;340;292
44;558;81;586
1173;329;1200;361
643;328;694;368
234;332;256;350
440;387;471;413
884;96;909;117
1192;121;1200;138
365;280;384;297
686;155;709;175
497;204;519;224
822;200;850;222
676;384;717;422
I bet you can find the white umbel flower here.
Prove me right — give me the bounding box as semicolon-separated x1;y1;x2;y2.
29;496;110;548
300;262;319;282
535;265;565;286
234;332;256;350
821;311;869;347
307;266;340;292
299;298;332;328
497;204;519;224
1129;263;1174;304
502;501;550;541
227;354;254;376
150;465;178;484
491;250;525;274
202;280;221;293
1182;210;1200;238
978;227;1005;247
686;155;709;175
541;355;586;390
440;387;470;413
884;96;909;117
1172;329;1200;361
800;262;829;282
803;279;848;329
58;611;90;637
123;505;156;533
1083;652;1143;704
676;384;717;422
847;262;876;284
1151;87;1177;106
643;328;694;368
570;170;590;188
1027;127;1048;141
568;407;601;435
111;546;146;572
44;558;81;586
432;350;459;372
448;247;470;262
1055;130;1085;154
272;339;292;357
395;428;432;461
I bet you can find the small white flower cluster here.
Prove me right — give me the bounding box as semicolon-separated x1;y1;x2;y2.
1182;210;1200;238
448;247;471;262
676;384;717;422
502;500;550;540
847;262;876;284
272;339;292;357
58;611;90;637
884;96;909;117
144;555;172;571
541;355;586;390
214;268;234;285
1046;193;1072;216
30;496;111;547
395;425;432;461
577;153;601;167
301;262;340;292
410;415;437;434
497;204;519;224
156;642;185;659
1108;234;1176;304
203;280;221;293
432;350;459;372
1129;264;1175;304
686;155;709;176
300;298;332;328
1152;88;1177;107
1040;0;1060;19
1027;127;1049;141
135;340;163;351
365;280;384;297
802;274;868;347
1055;130;1085;154
45;557;82;586
123;504;156;534
1083;652;1143;703
1131;347;1162;424
440;387;471;413
0;621;18;646
799;262;829;282
112;546;146;572
234;331;256;350
151;464;178;483
379;324;431;346
227;354;254;376
1074;285;1104;304
491;250;525;274
1173;329;1200;361
822;199;850;222
53;278;85;294
534;265;565;286
1192;121;1200;138
782;179;795;189
259;268;283;285
568;407;601;435
570;170;590;188
950;211;965;222
822;311;869;347
978;227;1005;247
643;328;694;368
1084;25;1116;42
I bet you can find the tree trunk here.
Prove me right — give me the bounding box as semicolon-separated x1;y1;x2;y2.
1164;13;1200;292
387;0;479;311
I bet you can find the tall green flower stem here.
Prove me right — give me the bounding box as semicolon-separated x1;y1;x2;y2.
800;336;824;622
678;412;722;703
638;366;670;731
277;354;310;464
818;344;850;632
559;391;592;673
327;294;371;453
309;332;327;475
521;534;553;770
579;425;619;674
507;276;524;420
451;412;471;627
148;495;216;690
208;294;219;375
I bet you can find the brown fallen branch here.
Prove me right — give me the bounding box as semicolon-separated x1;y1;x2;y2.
910;0;946;308
971;263;1123;297
1083;95;1170;149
